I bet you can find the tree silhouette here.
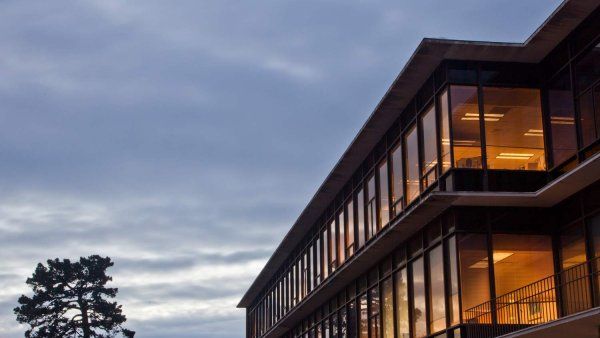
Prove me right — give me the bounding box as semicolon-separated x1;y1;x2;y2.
14;255;134;338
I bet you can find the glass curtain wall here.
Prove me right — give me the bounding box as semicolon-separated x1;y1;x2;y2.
450;85;482;168
405;126;420;205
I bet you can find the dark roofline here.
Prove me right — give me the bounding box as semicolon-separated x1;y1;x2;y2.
238;0;600;308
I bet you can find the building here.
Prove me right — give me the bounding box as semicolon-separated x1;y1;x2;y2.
238;1;600;337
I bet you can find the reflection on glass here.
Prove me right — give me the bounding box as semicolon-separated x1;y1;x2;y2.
591;214;600;304
338;210;345;266
322;228;329;279
315;238;321;287
548;69;577;166
405;125;420;204
575;42;600;92
382;278;394;338
459;234;490;323
493;234;555;324
579;90;597;147
346;200;355;257
395;268;409;338
348;299;357;338
483;87;546;170
391;143;404;216
428;245;446;333
411;257;427;338
324;318;330;338
379;160;390;227
366;175;377;240
560;224;591;315
369;287;380;338
357;189;366;249
360;294;368;338
448;237;460;325
421;105;438;188
340;306;348;338
329;220;337;272
450;85;482;168
439;89;451;172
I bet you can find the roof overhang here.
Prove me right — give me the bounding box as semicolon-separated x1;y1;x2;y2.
238;0;600;309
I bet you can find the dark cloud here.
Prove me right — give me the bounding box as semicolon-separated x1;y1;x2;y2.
0;0;562;337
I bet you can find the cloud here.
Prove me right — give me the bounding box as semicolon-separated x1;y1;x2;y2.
0;0;562;337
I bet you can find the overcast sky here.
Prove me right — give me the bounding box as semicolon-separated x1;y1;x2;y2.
0;1;563;337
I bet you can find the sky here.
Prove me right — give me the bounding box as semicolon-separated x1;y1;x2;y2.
0;1;563;337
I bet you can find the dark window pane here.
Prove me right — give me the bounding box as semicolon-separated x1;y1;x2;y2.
439;89;451;172
411;257;427;338
450;86;482;168
428;245;446;333
421;105;439;188
357;189;365;249
366;175;377;240
405;125;420;204
391;143;404;216
579;90;597;147
560;223;591;315
378;161;390;227
483;87;546;170
447;237;460;326
575;42;600;93
348;300;357;338
548;69;577;166
369;288;380;338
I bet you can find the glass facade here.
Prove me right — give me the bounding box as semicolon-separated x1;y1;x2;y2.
246;11;600;337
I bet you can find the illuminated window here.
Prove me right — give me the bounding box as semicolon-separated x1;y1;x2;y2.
428;245;446;333
548;69;577;166
381;278;394;338
315;238;321;287
329;220;337;272
420;105;438;188
483;87;546;170
360;294;368;338
560;224;591;315
395;268;410;338
411;257;427;338
346;200;355;257
447;237;460;326
390;143;404;216
369;287;380;338
405;125;420;205
357;189;366;248
322;228;329;279
459;234;491;323
338;210;346;266
378;160;390;227
439;89;451;172
451;85;482;168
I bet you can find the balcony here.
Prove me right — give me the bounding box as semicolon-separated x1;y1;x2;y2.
462;256;600;338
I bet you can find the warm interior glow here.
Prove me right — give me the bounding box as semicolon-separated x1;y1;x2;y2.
469;252;514;269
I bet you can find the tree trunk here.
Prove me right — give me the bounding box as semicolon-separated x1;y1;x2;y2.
79;298;91;338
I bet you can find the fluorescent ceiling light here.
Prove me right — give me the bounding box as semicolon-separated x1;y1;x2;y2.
496;152;534;160
469;252;514;269
524;133;544;137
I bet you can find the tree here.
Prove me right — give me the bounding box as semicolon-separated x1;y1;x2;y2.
14;255;135;338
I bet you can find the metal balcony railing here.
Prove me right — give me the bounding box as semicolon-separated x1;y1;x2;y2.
463;256;599;338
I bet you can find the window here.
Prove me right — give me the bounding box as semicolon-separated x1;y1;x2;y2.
366;175;377;240
381;278;394;338
459;234;491;323
483;87;546;170
303;251;310;296
357;189;366;248
420;105;438;188
560;224;591;315
340;306;348;338
411;257;427;338
369;287;380;338
390;143;404;216
447;237;460;326
428;245;446;333
322;228;329;279
338;210;346;266
315;238;321;287
348;299;358;338
579;90;597;147
575;42;600;93
405;125;420;205
359;294;368;338
439;89;451;172
450;85;482;168
329;220;337;272
395;268;409;338
378;160;390;227
346;200;355;257
548;69;577;166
